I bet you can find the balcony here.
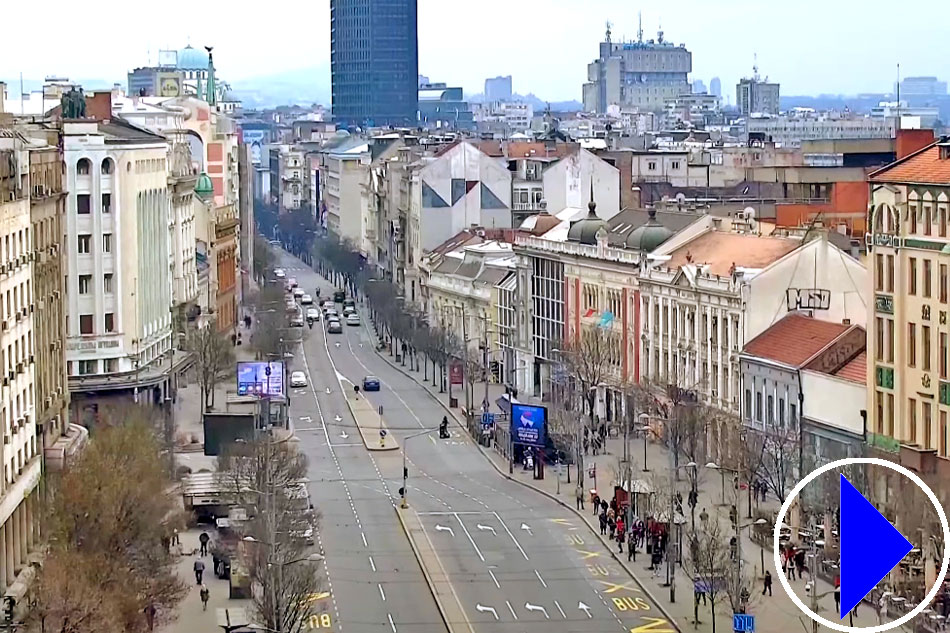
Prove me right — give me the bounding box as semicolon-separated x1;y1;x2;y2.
512;202;541;212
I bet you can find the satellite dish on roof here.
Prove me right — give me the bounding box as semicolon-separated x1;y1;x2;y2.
744;207;756;219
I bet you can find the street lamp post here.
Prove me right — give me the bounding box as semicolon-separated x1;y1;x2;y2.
638;413;650;471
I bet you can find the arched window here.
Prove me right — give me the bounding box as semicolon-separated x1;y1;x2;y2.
77;158;91;175
101;158;114;175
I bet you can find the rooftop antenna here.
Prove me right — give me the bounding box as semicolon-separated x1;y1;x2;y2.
657;21;664;44
637;11;643;43
19;72;23;115
753;53;760;81
605;20;612;44
896;63;901;127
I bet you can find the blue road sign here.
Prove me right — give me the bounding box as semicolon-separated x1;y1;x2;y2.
481;412;495;426
733;613;754;633
840;474;912;619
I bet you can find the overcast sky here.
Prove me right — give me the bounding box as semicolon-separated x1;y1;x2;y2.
2;0;946;101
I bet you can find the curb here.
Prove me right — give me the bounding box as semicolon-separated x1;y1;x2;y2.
340;378;399;452
394;506;474;633
366;331;682;632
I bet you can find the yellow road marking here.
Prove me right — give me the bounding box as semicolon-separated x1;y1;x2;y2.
302;592;331;604
630;617;676;633
599;580;638;594
577;549;602;560
568;533;585;545
550;518;573;526
613;596;651;611
587;564;611;576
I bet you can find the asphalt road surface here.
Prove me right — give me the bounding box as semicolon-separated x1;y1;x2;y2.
276;251;679;633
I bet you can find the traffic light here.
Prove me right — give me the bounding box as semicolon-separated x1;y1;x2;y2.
404;466;408;480
729;505;737;526
398;487;405;498
4;596;15;622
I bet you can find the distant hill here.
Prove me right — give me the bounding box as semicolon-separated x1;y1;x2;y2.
229;65;331;109
466;91;582;112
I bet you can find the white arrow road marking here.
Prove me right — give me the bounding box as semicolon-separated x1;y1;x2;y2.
476;604;498;620
476;524;497;535
335;342;341;348
506;601;518;620
520;523;533;535
340;431;349;439
554;600;566;619
299;416;312;423
326;387;332;394
578;602;592;618
435;524;455;537
334;415;342;422
534;570;547;588
525;603;548;619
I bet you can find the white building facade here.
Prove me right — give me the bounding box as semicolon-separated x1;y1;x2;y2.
542;148;621;219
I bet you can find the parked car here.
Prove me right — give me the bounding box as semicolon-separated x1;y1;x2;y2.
346;313;360;326
293;287;304;299
290;371;307;388
333;289;346;303
301;294;313;305
290;313;304;327
306;308;320;321
362;376;381;391
327;321;343;334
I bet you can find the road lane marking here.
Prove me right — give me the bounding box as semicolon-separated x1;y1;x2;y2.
387;613;396;632
629;617;676;633
599;580;638;594
534;569;547;588
613;596;652;612
520;523;532;535
476;604;499;620
524;602;549;619
493;511;529;561
578;601;593;618
417;511;483;515
506;600;518;620
587;564;612;576
361;531;368;547
378;584;386;601
454;513;485;562
578;549;602;560
550;518;573;526
488;568;500;588
568;533;585;545
435;524;455;536
476;523;496;535
369;556;376;572
554;600;566;619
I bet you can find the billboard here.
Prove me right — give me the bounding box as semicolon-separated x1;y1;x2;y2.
511;403;547;448
449;361;463;385
237;361;284;397
203;412;256;456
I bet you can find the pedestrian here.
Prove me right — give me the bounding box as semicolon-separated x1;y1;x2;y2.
199;531;210;557
592;493;600;516
763;570;772;596
599;510;608;535
200;585;210;611
608;515;616;539
193;558;205;585
171;527;180;546
575;485;585;510
699;508;709;524
616;517;625;550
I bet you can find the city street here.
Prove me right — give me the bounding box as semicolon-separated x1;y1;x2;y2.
277;250;680;633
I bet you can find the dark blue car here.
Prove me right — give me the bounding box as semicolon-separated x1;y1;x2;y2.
362;376;381;391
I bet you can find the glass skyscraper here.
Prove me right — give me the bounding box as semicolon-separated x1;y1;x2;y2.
330;0;419;128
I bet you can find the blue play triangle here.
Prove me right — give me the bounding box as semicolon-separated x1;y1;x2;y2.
840;474;912;619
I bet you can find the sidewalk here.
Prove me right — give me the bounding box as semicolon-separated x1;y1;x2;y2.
365;328;886;633
158;529;250;633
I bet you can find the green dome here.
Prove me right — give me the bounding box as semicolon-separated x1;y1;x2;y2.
625;208;673;252
195;172;213;197
567;197;609;245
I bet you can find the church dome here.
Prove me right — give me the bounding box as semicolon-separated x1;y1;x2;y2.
567;196;609;245
625;208;673;252
195;172;213;198
178;45;209;70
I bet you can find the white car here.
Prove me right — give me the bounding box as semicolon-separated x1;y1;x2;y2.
346;313;360;326
325;308;339;319
293;287;304;299
289;277;298;288
327;321;343;334
306;308;320;321
289;313;304;327
274;268;286;279
342;305;356;316
290;371;307;388
301;294;313;305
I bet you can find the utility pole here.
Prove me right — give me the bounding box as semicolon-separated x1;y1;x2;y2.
461;304;472;431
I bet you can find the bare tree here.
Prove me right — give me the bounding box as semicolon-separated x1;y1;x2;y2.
218;438;323;633
30;415;186;633
188;325;235;411
759;426;800;502
683;518;757;633
253;235;276;284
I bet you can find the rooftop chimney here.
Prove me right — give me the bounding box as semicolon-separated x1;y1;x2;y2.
896;128;935;160
0;82;5;114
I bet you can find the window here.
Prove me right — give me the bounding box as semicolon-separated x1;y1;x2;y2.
103;273;113;294
909;257;917;295
77;234;91;254
647;161;657;171
101;158;113;175
887;393;894;436
942;410;948;457
909;398;917;444
942;333;948;380
102;193;112;213
76;159;90;175
104;358;118;373
744;389;752;419
909;323;917;366
104;312;115;333
77;194;91;214
671;161;681;170
924;259;933;297
79;314;93;335
886;319;894;363
767;395;774;424
876;317;884;361
103;233;112;253
886;255;894;292
924;325;932;371
876;390;884;433
923;402;933;449
77;360;96;375
779;398;786;427
875;254;884;291
755;391;763;422
78;274;91;295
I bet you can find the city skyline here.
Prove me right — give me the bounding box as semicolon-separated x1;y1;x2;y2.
2;0;947;102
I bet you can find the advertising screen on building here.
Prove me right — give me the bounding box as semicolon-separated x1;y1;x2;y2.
510;403;547;448
237;361;284;397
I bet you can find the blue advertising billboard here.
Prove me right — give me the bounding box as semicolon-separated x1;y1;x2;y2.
510;403;547;448
237;361;284;397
